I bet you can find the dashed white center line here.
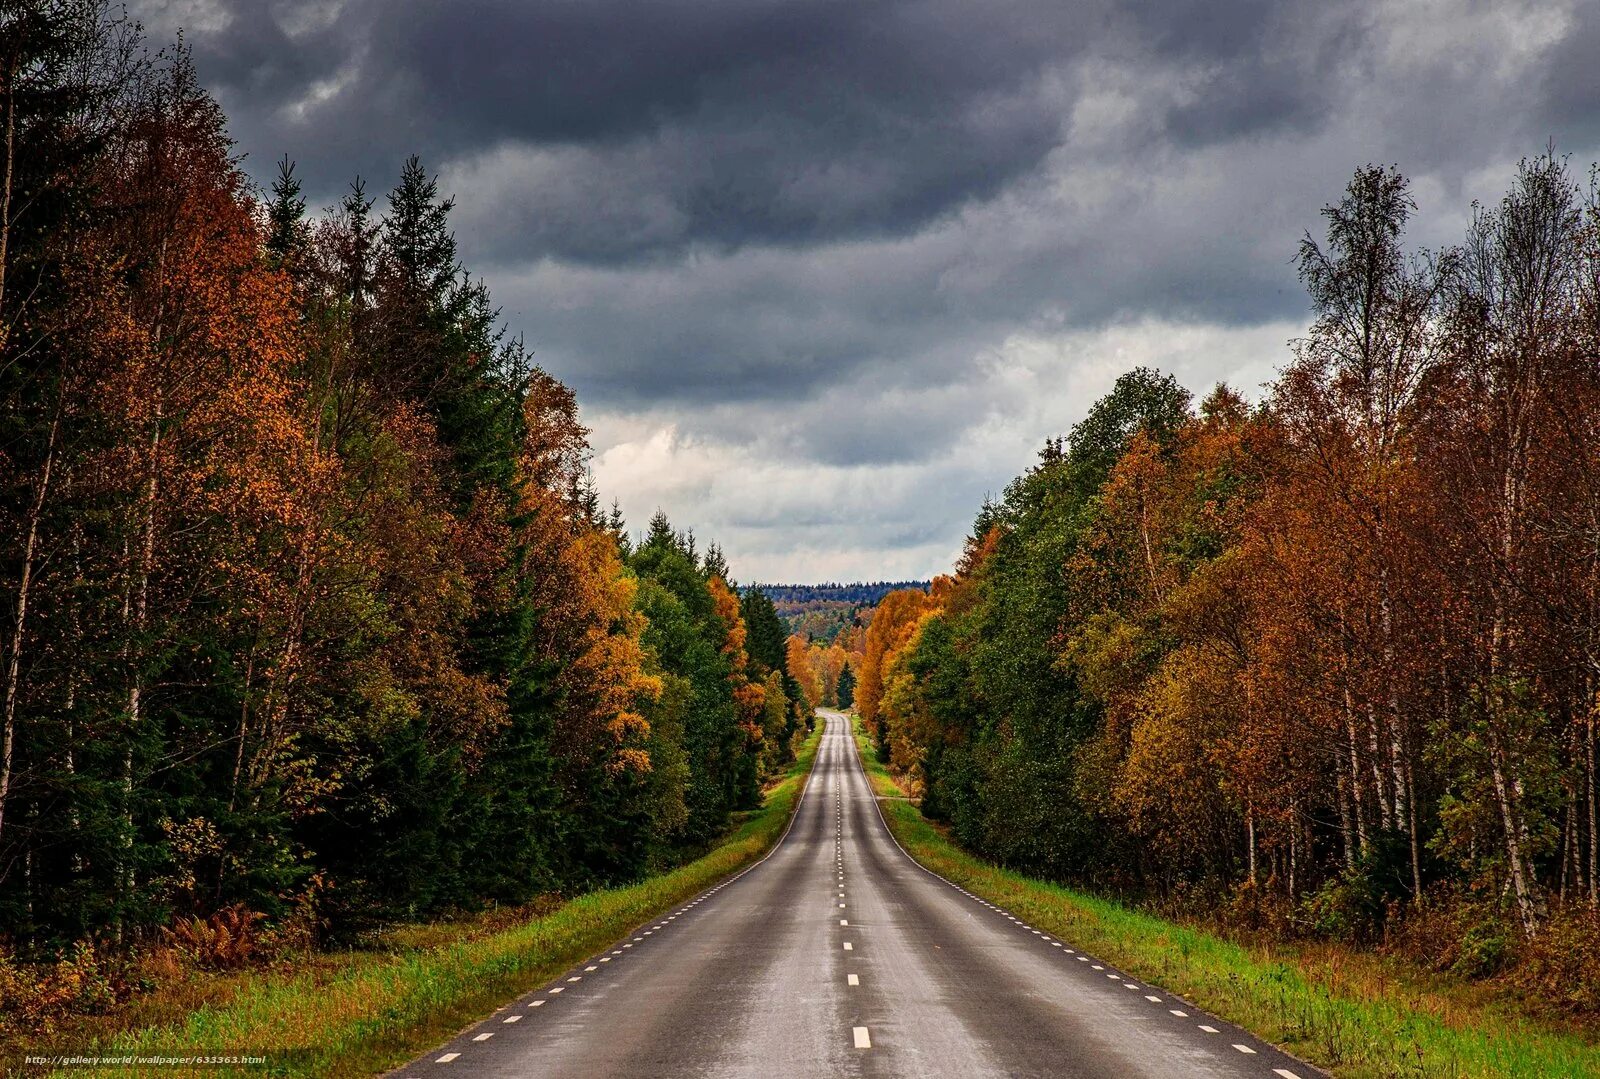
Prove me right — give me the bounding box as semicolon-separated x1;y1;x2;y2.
528;1000;545;1008
852;1027;872;1049
567;976;582;982
548;987;564;995
843;942;853;951
599;957;611;963
1169;1009;1188;1017
503;1015;522;1024
473;1033;493;1042
847;974;859;986
1199;1025;1219;1034
841;919;848;925
1274;1071;1304;1079
1092;965;1104;970
1232;1044;1257;1055
435;1052;460;1063
1145;995;1162;1002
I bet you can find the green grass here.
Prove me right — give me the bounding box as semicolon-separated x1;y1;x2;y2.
39;727;821;1079
849;716;1600;1079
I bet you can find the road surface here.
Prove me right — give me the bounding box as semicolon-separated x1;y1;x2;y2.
397;711;1318;1077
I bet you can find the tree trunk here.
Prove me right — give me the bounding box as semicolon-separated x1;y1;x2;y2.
1337;768;1358;871
228;646;254;815
1246;805;1258;886
1406;755;1423;902
1489;727;1540;934
1345;692;1370;855
1589;697;1597;907
0;408;60;846
1288;799;1299;899
0;55;18;333
119;397;162;904
1338;609;1372;855
1367;702;1394;829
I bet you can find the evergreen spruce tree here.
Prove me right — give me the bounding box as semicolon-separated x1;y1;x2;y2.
264;154;307;270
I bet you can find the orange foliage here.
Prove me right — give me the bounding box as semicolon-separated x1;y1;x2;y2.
857;589;930;735
786;635;822;709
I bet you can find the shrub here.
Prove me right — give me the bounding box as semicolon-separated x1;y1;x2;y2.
1513;906;1600;1015
0;942;119;1038
1299;835;1413;943
161;905;265;970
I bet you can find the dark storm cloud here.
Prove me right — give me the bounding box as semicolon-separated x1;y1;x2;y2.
166;0;1082;258
1539;3;1600;147
150;0;1361;262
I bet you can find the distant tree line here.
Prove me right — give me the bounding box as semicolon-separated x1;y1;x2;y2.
860;157;1600;992
751;582;930;607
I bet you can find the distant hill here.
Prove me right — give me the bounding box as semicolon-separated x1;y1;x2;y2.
747;581;930;642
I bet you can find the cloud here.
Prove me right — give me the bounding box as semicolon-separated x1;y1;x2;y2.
589;317;1300;581
132;0;1600;581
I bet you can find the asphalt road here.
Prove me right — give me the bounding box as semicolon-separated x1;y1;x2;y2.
397;711;1320;1078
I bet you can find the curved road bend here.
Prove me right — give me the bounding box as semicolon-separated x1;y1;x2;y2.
396;711;1320;1078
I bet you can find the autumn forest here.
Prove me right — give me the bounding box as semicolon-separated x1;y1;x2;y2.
858;154;1600;1006
0;5;809;998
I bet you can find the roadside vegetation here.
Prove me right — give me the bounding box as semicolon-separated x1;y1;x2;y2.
853;716;1600;1078
8;726;820;1077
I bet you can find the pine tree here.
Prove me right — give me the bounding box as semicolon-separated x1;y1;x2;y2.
265;154;307;270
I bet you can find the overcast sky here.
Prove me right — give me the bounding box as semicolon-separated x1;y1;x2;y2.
135;0;1600;583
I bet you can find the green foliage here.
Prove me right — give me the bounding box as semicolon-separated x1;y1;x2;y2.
630;522;753;842
740;588;787;675
1427;679;1564;888
1299;834;1413;943
897;369;1193;882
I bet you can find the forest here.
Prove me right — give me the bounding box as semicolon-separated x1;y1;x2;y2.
756;582;928;607
0;2;802;1014
860;155;1600;1004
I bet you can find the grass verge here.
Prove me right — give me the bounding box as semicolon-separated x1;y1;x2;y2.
26;726;820;1079
849;716;1600;1079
